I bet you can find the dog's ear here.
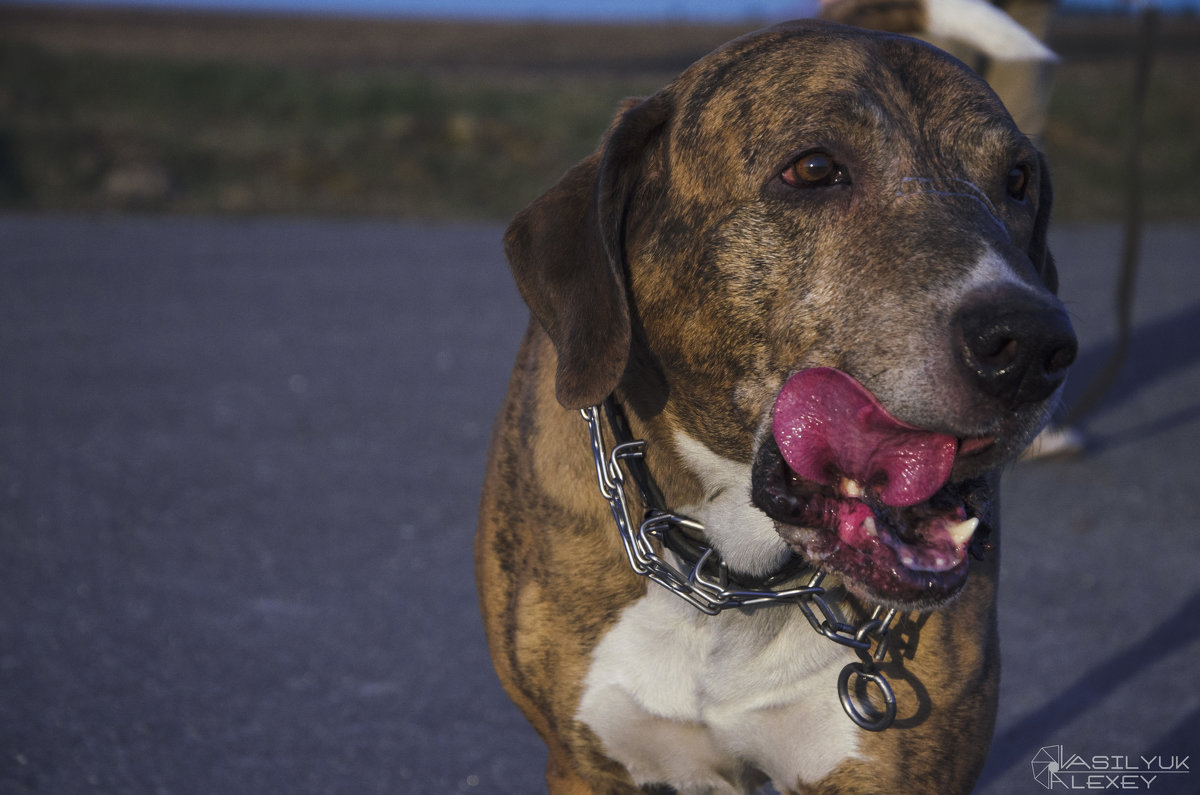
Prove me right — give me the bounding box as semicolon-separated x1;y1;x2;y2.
1029;150;1058;294
504;95;668;409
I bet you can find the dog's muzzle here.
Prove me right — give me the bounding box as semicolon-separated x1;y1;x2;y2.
752;368;996;609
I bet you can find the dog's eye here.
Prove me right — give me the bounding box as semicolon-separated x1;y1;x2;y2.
783;151;850;189
1006;166;1030;201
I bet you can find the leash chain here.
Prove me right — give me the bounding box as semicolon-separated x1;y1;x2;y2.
581;404;899;731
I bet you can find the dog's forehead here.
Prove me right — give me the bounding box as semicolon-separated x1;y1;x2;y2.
681;21;977;97
669;21;1011;154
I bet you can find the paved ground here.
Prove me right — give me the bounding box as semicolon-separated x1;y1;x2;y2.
1;215;1197;794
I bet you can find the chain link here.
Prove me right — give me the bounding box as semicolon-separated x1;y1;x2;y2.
581;405;900;730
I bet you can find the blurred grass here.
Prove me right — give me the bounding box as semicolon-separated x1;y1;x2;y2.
0;7;1197;220
0;41;664;217
1041;20;1200;220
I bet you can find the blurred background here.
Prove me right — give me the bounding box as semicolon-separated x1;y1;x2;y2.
1;0;1198;222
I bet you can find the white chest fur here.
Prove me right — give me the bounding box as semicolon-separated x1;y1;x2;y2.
577;589;862;793
575;433;864;794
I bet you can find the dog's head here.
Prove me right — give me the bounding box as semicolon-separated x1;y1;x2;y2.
505;21;1075;611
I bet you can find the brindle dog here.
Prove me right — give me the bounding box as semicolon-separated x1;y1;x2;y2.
477;20;1075;794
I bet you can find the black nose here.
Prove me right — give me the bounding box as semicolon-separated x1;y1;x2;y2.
954;296;1078;406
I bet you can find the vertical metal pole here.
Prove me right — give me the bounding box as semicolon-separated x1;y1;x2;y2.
1064;4;1159;425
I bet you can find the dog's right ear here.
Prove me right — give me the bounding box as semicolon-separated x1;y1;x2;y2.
504;95;668;410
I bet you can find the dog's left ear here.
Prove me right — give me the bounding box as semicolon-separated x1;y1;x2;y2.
504;95;669;409
1029;150;1058;294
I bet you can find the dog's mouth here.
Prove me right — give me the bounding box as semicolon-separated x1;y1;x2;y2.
751;368;990;609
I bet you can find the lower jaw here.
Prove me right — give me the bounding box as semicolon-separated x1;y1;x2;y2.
750;434;987;609
780;524;970;609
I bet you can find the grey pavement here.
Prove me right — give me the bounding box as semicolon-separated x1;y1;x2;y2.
1;215;1196;794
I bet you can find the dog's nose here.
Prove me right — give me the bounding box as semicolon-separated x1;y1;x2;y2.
954;296;1077;406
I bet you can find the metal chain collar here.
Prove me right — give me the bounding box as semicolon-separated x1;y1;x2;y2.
582;403;900;731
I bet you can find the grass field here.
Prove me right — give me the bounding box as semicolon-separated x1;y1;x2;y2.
1;5;1197;220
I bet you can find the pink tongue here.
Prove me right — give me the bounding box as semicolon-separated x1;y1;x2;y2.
772;368;957;507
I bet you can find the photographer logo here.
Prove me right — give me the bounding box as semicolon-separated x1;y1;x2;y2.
1032;746;1190;790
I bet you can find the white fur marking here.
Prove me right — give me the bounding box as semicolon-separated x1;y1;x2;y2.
578;588;863;793
671;432;792;579
577;435;862;793
957;244;1042;296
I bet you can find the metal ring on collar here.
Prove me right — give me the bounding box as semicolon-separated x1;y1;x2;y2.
838;661;898;732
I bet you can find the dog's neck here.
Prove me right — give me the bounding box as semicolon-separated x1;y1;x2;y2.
584;396;902;731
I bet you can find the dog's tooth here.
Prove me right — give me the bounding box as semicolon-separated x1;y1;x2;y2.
948;517;980;547
862;516;878;537
841;477;865;498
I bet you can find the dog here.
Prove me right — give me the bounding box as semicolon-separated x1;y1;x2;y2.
476;18;1075;794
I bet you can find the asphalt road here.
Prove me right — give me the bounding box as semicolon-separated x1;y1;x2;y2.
1;215;1197;794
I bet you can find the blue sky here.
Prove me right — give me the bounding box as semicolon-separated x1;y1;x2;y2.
16;0;1199;20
